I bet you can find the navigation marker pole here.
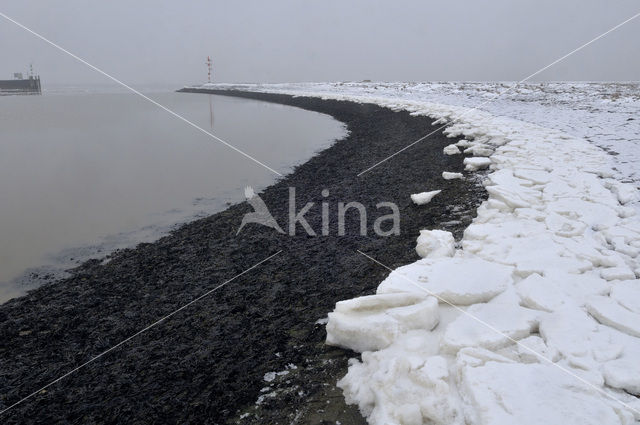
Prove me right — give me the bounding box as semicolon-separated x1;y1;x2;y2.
206;56;214;127
206;56;212;83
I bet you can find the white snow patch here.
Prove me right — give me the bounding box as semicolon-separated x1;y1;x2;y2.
263;363;297;383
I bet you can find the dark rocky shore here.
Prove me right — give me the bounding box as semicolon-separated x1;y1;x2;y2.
0;90;487;424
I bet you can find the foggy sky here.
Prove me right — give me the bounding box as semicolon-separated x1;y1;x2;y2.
1;0;639;87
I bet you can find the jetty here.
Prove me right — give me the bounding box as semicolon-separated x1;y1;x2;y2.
0;71;41;95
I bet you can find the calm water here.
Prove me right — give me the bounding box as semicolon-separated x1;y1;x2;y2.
0;90;346;302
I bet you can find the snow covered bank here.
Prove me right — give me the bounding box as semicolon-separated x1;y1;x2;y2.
194;82;640;200
193;83;640;424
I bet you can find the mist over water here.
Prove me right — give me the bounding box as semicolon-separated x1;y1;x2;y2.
0;90;346;301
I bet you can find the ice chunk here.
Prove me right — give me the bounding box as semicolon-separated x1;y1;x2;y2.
586;296;640;338
411;190;441;205
547;198;620;230
457;346;514;368
516;272;610;312
377;257;513;305
459;360;629;425
606;180;639;205
610;280;640;314
513;168;551;185
464;157;491;171
415;229;455;258
443;144;461;155
603;358;640;395
442;171;464;180
442;300;539;352
545;212;588;237
610;236;639;257
516;335;560;363
326;293;439;352
485;181;540;209
338;336;464;425
464;144;493;157
600;266;636;281
539;307;600;357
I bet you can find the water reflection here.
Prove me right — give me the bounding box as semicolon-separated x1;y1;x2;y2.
209;94;214;129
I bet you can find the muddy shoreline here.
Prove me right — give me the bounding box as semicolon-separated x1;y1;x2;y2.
0;90;487;424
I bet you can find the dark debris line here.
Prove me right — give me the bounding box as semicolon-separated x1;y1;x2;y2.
0;91;487;424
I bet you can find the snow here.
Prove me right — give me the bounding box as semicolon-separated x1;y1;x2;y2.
264;371;285;382
411;190;441;205
189;82;640;424
263;363;298;383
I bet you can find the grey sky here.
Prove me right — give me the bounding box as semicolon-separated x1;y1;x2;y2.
1;0;639;87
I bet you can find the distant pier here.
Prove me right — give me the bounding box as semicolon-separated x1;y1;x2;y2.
0;75;42;95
